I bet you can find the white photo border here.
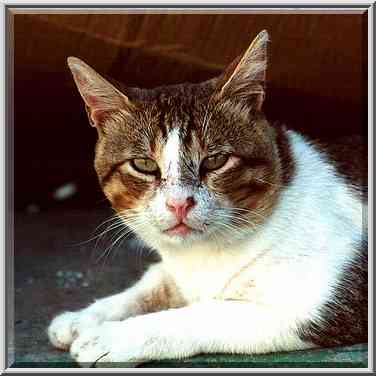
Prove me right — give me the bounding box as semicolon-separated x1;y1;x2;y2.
1;1;373;373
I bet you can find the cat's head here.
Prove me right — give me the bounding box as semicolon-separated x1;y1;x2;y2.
67;30;292;250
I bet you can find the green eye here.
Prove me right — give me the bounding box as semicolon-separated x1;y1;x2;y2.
201;154;229;171
131;158;159;174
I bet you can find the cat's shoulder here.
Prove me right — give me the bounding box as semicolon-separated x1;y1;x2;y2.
285;127;367;197
318;134;367;195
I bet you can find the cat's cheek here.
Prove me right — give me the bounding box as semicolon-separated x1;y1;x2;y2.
110;192;137;211
247;197;260;210
102;173;155;212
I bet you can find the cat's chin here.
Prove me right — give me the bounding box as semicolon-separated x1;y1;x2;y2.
150;225;208;248
162;227;204;243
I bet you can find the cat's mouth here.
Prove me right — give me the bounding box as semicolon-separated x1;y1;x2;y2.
163;222;201;237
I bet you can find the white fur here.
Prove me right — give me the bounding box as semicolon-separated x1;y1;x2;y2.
162;128;181;181
48;264;166;350
49;130;365;366
160;131;364;307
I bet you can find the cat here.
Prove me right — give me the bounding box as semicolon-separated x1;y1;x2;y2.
47;30;367;366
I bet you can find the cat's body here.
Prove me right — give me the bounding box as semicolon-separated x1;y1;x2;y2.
48;30;367;366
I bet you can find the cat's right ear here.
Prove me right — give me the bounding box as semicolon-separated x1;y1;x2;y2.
67;57;135;127
213;30;269;111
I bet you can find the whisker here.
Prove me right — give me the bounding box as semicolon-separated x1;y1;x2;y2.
72;214;124;247
96;226;136;265
254;177;283;188
214;213;258;229
229;207;269;222
95;215;150;266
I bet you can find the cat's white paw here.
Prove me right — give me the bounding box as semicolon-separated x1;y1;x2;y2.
48;311;102;350
70;309;198;367
70;320;146;366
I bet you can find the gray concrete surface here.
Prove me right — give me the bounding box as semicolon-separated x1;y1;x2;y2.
13;207;157;367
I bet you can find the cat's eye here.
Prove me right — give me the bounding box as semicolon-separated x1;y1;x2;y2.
201;154;229;171
131;158;159;174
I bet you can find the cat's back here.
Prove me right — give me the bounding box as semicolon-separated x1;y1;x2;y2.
321;135;367;197
292;133;368;347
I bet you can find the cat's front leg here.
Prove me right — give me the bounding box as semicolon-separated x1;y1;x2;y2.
70;299;313;366
48;264;183;350
70;308;197;366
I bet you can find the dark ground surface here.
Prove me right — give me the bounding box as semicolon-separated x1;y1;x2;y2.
12;206;368;369
13;206;154;366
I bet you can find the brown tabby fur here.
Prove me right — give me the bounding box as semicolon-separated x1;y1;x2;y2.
67;31;291;230
92;88;293;228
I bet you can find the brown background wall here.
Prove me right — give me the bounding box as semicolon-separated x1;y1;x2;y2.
13;12;367;210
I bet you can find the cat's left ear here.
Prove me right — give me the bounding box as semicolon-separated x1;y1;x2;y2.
67;57;135;127
215;30;269;111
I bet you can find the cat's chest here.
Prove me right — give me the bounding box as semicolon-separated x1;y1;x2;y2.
161;238;342;312
162;243;270;303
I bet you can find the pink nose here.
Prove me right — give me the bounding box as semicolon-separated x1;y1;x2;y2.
166;196;195;221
